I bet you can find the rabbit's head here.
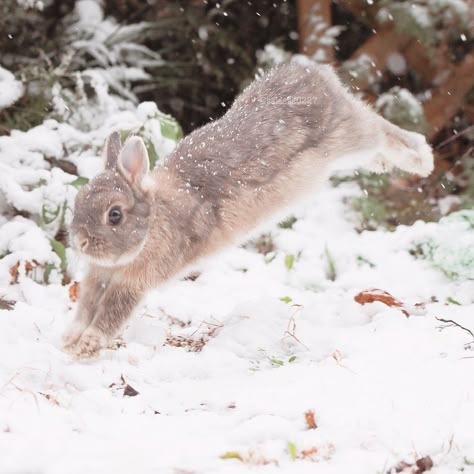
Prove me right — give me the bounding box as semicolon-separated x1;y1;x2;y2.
71;132;153;267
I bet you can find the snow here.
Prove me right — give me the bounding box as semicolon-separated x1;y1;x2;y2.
376;87;424;121
75;0;103;26
1;181;474;473
416;210;474;280
387;52;407;76
0;66;24;110
15;0;45;10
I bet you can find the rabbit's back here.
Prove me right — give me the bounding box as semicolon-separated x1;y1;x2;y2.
165;63;339;200
159;62;430;241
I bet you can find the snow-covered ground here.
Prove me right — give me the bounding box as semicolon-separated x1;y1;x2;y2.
1;180;473;473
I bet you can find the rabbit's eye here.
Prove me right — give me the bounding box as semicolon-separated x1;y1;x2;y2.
108;207;122;225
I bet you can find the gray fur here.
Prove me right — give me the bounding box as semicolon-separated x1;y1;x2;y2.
64;62;433;357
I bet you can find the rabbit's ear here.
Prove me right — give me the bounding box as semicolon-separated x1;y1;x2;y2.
118;136;150;186
104;131;122;169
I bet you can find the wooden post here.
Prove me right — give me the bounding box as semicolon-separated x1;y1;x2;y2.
423;53;474;139
297;0;334;62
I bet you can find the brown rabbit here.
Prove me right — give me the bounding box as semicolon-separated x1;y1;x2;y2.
65;62;433;357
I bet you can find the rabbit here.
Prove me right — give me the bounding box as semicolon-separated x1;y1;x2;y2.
64;62;433;358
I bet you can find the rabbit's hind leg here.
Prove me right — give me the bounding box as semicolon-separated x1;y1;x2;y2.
378;122;434;177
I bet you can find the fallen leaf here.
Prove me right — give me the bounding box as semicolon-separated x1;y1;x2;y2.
304;410;317;429
287;441;298;460
165;335;206;352
123;384;139;397
220;451;242;461
9;260;38;284
9;262;20;283
415;456;433;473
354;288;409;317
68;281;79;302
387;456;433;474
112;374;140;397
301;447;318;459
0;297;16;311
183;271;201;281
332;350;343;363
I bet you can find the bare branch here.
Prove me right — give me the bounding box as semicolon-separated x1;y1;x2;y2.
436;317;474;342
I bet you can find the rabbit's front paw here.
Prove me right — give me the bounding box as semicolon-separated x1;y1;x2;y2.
62;321;87;349
70;329;105;359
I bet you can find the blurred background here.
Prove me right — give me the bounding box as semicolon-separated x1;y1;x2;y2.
0;0;473;283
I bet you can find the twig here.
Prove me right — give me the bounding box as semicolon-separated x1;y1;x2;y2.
435;125;474;149
284;305;310;351
189;317;223;339
436;317;474;340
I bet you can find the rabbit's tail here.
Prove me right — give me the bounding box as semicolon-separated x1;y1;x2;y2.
365;120;434;177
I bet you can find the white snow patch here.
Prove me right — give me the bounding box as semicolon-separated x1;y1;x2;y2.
1;184;473;472
0;66;24;110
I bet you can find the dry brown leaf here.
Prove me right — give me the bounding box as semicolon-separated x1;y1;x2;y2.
165;335;206;352
332;350;343;363
62;274;71;286
354;288;409;317
9;262;20;284
183;271;201;281
301;447;318;458
387;456;433;474
0;297;16;311
415;456;433;473
304;410;317;430
68;281;79;302
113;374;140;397
9;260;38;284
123;384;139;397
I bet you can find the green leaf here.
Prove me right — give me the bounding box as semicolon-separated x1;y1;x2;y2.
43;263;55;284
220;451;242;461
356;255;375;268
284;254;295;270
288;355;297;363
50;239;67;273
278;215;297;229
143;138;159;169
447;297;461;305
288;441;298;460
69;176;89;188
160;115;183;142
270;357;284;367
280;296;292;304
324;245;336;281
41;204;61;225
